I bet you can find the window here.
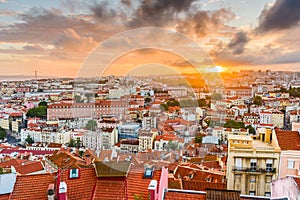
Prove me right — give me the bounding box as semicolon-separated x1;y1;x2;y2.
265;192;271;197
288;160;295;169
250;159;257;171
69;169;79;179
249;191;255;196
250;175;256;183
266;159;273;172
235;158;242;170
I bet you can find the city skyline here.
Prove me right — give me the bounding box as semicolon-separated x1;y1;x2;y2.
0;0;300;78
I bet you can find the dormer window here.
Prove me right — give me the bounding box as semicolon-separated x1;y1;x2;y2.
69;168;80;179
143;166;154;178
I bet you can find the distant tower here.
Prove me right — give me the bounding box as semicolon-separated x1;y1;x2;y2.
35;70;37;80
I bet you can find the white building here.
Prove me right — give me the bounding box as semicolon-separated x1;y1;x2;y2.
101;127;118;150
82;131;103;151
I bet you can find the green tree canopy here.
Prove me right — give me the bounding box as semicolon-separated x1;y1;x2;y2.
26;106;47;118
246;125;255;134
253;96;262;106
195;135;203;143
167;99;180;107
68;139;76;147
198;99;208;107
0;127;7;140
38;101;47;107
85;120;97;131
25;135;34;144
223;120;245;129
160;103;168;111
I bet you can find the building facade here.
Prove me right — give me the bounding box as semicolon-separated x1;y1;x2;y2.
226;135;280;197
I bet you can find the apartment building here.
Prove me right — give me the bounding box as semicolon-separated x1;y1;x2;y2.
47;100;129;120
226;134;280;197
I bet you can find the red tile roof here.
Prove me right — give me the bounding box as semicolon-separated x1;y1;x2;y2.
275;128;300;150
127;168;162;200
62;168;97;200
0;159;25;168
14;161;44;175
164;190;206;200
182;180;226;191
92;179;126;200
9;173;54;200
293;177;300;190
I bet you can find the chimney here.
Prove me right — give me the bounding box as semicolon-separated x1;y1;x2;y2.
58;181;67;200
47;184;55;200
148;180;157;200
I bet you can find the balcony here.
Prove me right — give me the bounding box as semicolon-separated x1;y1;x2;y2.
232;166;276;174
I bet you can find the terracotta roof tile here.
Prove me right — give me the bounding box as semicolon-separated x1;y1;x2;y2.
182;180;226;192
61;168;97;200
127;168;162;200
293;177;300;190
10;173;55;200
275;128;300;150
164;190;206;200
93;179;126;200
14;161;44;175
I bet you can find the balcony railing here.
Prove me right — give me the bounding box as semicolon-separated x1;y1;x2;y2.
232;166;276;173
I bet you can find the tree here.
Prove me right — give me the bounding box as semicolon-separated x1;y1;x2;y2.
195;135;202;143
253;96;262;106
0;167;4;174
75;138;81;148
25;135;34;144
160;103;168;111
38;101;47;107
224;120;245;129
85;120;97;131
85;93;94;103
166;100;180;107
26;106;47;118
246;125;255;134
198;99;207;107
0;127;7;140
68;139;76;147
145;97;152;103
75;95;83;103
210;93;223;101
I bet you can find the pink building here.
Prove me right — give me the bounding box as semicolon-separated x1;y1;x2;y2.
272;176;300;199
273;128;300;178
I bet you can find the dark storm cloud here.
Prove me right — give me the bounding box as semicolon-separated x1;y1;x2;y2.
128;0;196;27
227;31;249;55
176;8;235;37
258;0;300;32
90;1;117;19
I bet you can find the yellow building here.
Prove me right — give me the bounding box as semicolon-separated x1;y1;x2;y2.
226;134;280;197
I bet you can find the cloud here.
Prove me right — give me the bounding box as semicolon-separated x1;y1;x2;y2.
176;8;235;37
258;0;300;32
227;31;249;55
128;0;197;27
0;9;17;16
90;1;117;20
53;28;97;52
23;44;45;51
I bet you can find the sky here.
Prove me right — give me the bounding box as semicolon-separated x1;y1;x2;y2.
0;0;300;78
